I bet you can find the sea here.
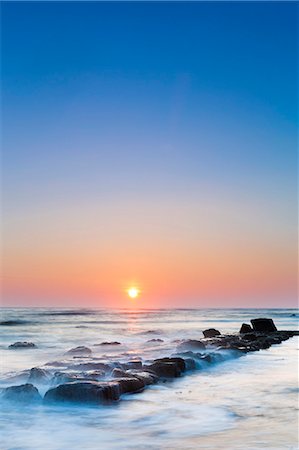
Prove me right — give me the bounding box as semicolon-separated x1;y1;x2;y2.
0;308;298;450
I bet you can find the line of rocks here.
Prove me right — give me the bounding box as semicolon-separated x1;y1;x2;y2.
1;318;298;406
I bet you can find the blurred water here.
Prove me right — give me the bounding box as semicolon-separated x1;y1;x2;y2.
0;308;298;449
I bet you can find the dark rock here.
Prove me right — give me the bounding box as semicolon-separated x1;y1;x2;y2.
147;339;164;343
112;368;127;378
126;370;159;385
147;357;185;378
115;377;145;394
112;368;157;385
203;329;221;338
250;318;277;333
243;333;258;342
183;358;197;370
125;360;143;369
51;372;100;385
44;381;120;404
8;341;36;349
70;362;111;372
96;341;121;346
28;367;51;383
66;346;92;356
1;384;42;403
239;323;253;334
177;340;205;351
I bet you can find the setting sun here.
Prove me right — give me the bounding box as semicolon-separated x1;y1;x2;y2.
127;287;139;299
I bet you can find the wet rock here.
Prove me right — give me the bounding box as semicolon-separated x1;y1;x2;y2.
126;370;159;385
44;381;120;404
125;360;143;370
183;358;197;370
203;329;221;338
250;318;277;333
147;339;164;343
239;323;253;334
1;384;42;403
112;368;128;378
115;377;145;394
176;340;206;351
28;367;51;383
96;341;121;346
147;357;185;378
69;362;111;372
8;341;36;349
66;346;92;356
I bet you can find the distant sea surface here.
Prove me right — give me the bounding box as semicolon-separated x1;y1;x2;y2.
0;308;298;450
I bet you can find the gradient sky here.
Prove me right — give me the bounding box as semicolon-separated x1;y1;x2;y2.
1;1;298;308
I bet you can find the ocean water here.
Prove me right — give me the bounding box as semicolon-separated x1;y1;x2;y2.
0;308;298;450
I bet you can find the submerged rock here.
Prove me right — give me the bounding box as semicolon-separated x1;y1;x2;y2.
1;384;42;403
251;318;277;333
239;323;253;334
9;341;36;349
28;367;51;383
177;340;205;351
147;338;164;343
203;329;221;338
44;381;120;404
66;346;92;356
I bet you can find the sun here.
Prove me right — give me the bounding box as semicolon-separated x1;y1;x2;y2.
127;287;140;299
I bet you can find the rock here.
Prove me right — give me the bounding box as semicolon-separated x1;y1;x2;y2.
1;384;42;403
147;339;164;343
69;362;111;372
250;318;277;333
112;368;128;378
147;357;185;378
242;333;258;342
183;358;197;370
239;323;253;334
115;377;145;394
66;346;92;356
126;370;158;385
203;329;221;338
96;342;121;346
177;340;205;351
44;381;120;404
125;360;143;370
8;341;36;349
28;367;51;383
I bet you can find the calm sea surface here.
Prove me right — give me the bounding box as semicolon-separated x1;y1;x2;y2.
0;308;298;450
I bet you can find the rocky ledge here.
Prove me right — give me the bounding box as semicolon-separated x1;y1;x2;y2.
2;318;298;406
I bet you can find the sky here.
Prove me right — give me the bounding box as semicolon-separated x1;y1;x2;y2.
1;1;298;308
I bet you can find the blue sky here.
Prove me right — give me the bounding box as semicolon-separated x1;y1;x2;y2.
1;1;298;306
